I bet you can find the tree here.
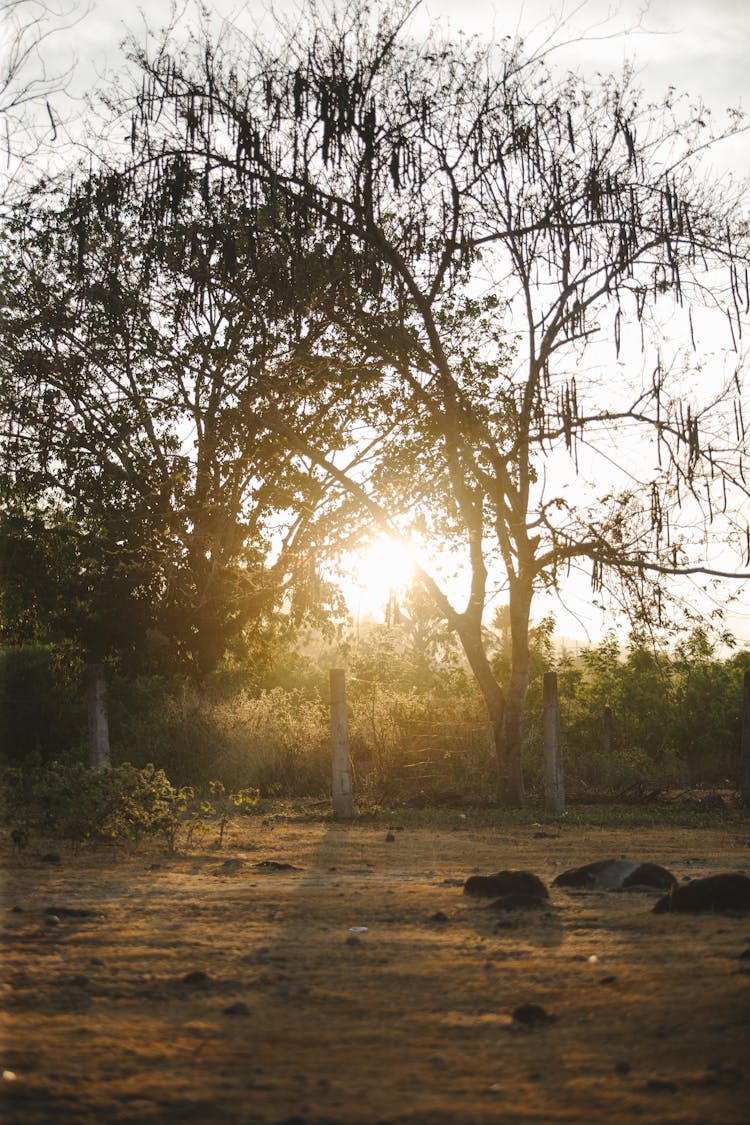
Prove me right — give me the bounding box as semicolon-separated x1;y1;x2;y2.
0;164;354;677
87;0;750;804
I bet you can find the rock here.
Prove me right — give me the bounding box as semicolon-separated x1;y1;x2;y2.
430;911;449;923
553;859;676;891
644;1078;678;1093
653;873;750;914
181;970;212;985
385;831;396;842
345;934;362;946
44;914;61;926
223;1001;250;1015
41;853;61;864
512;1003;556;1027
254;860;300;871
464;870;549;900
614;1060;632;1075
485;892;549;911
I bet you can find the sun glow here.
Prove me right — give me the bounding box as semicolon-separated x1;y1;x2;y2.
347;536;418;621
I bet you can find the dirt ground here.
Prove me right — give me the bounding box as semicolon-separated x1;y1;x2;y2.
2;809;750;1124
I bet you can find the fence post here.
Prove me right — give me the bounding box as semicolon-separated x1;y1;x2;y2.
543;671;565;813
742;670;750;807
86;663;111;770
330;669;353;819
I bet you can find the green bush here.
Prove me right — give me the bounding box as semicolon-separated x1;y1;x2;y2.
1;759;259;850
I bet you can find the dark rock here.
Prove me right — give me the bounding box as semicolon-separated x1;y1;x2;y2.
533;831;560;839
385;831;396;842
614;1060;632;1076
430;911;449;923
512;1003;556;1027
653;873;750;914
223;1001;250;1016
644;1078;678;1093
254;860;300;871
11;905;23;913
70;975;89;987
44;914;61;926
41;853;61;864
345;934;362;946
181;970;212;985
464;870;548;900
553;859;676;891
485;892;549;911
739;948;750;960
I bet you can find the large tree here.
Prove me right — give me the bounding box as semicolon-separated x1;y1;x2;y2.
0;165;359;676
24;1;750;800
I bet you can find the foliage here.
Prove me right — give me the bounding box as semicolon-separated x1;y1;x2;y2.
0;643;82;763
85;0;748;807
0;757;259;849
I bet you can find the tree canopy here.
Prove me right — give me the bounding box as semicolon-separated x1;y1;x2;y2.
2;0;749;801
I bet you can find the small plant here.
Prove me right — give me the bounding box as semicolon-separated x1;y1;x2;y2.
0;760;259;852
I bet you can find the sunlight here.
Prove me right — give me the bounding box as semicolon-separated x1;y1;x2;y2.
348;536;417;621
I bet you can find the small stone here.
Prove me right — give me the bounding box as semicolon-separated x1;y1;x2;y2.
644;1078;678;1093
599;975;617;985
614;1060;632;1076
223;1001;250;1016
219;858;244;871
11;905;23;913
385;831;396;842
739;948;750;960
181;970;212;985
512;1003;556;1027
345;934;362;946
41;853;61;864
70;975;89;987
44;914;61;926
430;911;449;923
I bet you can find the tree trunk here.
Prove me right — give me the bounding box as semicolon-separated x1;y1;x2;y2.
86;663;111;770
496;580;533;807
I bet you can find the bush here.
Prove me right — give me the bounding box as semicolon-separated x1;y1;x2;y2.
1;759;259;850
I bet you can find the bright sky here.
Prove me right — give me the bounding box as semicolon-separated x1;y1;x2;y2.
7;0;750;645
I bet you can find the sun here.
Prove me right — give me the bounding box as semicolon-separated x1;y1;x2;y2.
347;536;417;620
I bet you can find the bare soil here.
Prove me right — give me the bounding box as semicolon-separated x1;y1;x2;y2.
2;810;750;1124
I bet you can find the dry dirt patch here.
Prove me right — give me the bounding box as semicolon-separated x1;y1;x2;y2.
1;814;750;1124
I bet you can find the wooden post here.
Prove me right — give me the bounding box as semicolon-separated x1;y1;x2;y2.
86;663;111;770
741;670;750;807
602;706;613;755
330;669;353;819
543;671;565;813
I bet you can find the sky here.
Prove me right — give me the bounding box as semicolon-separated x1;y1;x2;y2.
5;0;750;645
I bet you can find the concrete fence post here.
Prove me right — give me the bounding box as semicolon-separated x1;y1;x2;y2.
543;671;565;814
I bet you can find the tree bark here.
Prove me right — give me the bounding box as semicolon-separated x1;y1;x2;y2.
86;663;111;770
495;579;533;806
